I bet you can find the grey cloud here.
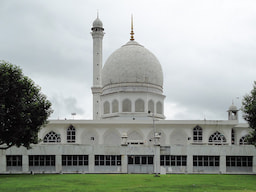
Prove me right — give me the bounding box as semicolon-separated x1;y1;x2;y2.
1;0;256;121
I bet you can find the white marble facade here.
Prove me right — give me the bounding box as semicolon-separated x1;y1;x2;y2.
1;16;256;174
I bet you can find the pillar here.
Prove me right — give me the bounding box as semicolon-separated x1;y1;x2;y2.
154;146;160;174
253;156;256;174
0;151;6;173
22;155;29;173
55;155;62;173
187;155;193;173
219;155;226;174
121;155;127;173
89;154;95;173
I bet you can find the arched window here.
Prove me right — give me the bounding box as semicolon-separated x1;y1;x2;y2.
43;131;61;143
156;101;163;114
122;99;131;112
67;125;76;143
135;99;145;112
112;100;119;113
231;129;235;145
193;126;202;142
208;131;226;144
148;100;154;113
239;135;249;145
103;101;110;114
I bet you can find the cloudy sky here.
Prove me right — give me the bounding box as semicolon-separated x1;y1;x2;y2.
1;0;256;121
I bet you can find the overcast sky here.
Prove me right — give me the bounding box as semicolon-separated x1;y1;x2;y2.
1;0;256;121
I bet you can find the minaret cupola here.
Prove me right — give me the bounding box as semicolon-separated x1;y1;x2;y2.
227;102;239;121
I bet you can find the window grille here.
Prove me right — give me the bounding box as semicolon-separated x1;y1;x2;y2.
193;126;203;142
67;125;76;143
226;156;252;167
128;155;153;165
239;136;249;145
29;155;55;166
193;156;219;167
95;155;121;166
62;155;88;166
208;132;226;144
160;155;187;166
6;155;22;167
43;131;61;143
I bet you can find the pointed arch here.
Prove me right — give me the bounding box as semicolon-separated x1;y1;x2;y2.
148;100;154;113
239;135;249;145
170;130;187;146
103;129;121;146
80;129;99;145
43;131;61;143
112;100;119;113
122;99;131;112
135;99;145;112
67;125;76;143
193;125;202;142
156;101;163;114
103;101;110;114
128;130;143;141
209;131;226;143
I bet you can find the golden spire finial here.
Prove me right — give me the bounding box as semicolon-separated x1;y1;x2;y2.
130;14;134;41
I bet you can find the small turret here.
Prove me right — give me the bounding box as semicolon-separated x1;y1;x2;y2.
227;102;239;120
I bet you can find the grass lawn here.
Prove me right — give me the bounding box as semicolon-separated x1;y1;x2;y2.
0;174;255;192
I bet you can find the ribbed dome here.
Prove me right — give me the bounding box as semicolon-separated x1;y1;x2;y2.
102;41;163;88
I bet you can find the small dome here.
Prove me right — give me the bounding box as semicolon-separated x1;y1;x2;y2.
229;103;238;111
102;41;163;88
92;17;103;28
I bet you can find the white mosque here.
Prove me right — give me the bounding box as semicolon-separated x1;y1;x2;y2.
1;16;255;174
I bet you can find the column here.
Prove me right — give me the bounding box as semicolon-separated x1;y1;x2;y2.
154;146;160;174
55;155;62;173
22;155;29;173
253;156;256;174
219;155;226;174
187;155;193;173
0;151;6;173
121;155;127;173
89;154;95;173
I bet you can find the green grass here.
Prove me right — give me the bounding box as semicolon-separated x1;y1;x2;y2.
0;174;255;192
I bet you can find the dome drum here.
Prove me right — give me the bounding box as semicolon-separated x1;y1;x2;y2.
101;112;164;120
100;92;165;120
101;82;163;96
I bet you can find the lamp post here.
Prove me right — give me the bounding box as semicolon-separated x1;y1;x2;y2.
148;110;160;177
71;113;76;120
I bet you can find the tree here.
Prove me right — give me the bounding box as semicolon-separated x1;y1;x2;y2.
241;81;256;146
0;61;52;149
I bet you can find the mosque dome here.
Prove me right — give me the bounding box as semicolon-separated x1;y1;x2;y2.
102;40;163;88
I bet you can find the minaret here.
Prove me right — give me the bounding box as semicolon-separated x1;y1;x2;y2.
91;14;104;120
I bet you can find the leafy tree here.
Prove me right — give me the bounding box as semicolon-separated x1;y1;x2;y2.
241;81;256;146
0;61;52;149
